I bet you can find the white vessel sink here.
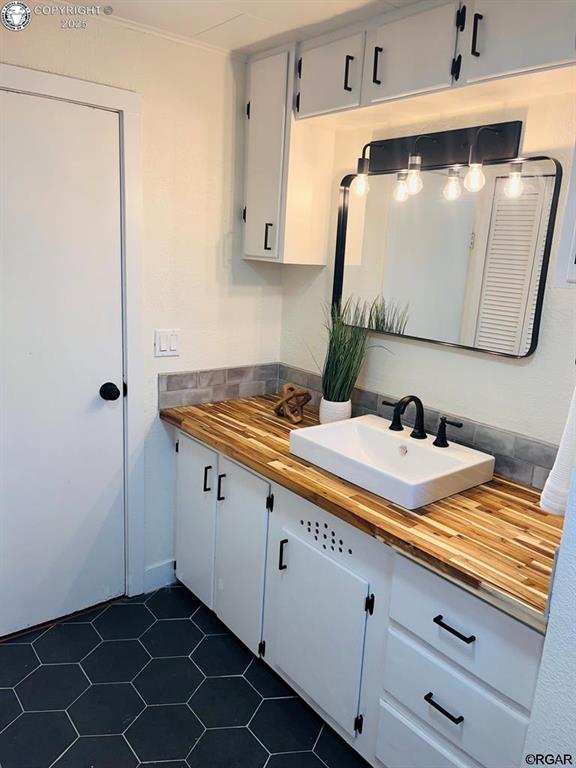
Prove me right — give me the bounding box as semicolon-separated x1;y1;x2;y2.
289;415;494;510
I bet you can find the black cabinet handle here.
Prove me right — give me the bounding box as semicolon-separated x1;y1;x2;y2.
372;46;383;85
203;465;212;493
471;12;483;57
278;538;288;571
264;222;273;251
424;692;464;725
433;614;476;644
216;473;226;501
344;54;354;92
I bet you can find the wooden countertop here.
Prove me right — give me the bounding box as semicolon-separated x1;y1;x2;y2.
161;396;563;631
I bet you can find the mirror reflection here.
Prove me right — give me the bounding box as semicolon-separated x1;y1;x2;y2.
341;158;557;356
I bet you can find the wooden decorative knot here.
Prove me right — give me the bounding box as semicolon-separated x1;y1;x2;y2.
273;383;312;424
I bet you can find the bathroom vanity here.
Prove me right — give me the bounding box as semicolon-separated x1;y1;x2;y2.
161;396;562;768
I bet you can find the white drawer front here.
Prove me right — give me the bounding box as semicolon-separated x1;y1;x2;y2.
376;699;477;768
390;555;543;709
384;629;528;768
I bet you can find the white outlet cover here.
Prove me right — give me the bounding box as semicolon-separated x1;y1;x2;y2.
155;329;179;357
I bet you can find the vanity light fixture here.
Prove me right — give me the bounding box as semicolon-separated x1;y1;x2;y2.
464;125;500;193
353;152;370;196
406;153;423;195
393;171;409;203
443;167;462;201
504;160;524;198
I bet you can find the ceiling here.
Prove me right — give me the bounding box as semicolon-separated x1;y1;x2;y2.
107;0;423;53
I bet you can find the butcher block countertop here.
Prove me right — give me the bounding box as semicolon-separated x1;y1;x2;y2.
161;396;563;632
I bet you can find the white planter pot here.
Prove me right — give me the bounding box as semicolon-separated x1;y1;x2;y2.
319;397;352;424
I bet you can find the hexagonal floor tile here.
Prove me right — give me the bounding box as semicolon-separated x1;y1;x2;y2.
52;735;138;767
34;623;100;663
0;711;76;768
314;725;370;768
0;689;21;731
69;683;144;735
94;604;155;640
16;664;89;711
82;640;150;683
267;755;325;768
192;635;252;677
190;676;261;727
140;619;203;658
0;643;39;686
191;606;228;635
126;704;202;762
146;587;200;620
244;659;295;699
250;698;322;753
187;728;267;768
133;657;203;704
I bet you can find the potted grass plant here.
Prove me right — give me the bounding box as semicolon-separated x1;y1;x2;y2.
319;298;371;424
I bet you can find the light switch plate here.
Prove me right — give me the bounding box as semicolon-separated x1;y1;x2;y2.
155;329;179;357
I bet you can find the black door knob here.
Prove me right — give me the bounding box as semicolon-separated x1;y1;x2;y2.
99;382;121;401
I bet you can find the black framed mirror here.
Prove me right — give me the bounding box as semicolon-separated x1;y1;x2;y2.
332;146;562;359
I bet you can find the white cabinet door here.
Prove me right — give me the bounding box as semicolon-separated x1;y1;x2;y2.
458;0;576;83
272;530;370;736
244;50;288;260
362;3;457;105
214;457;271;654
175;434;218;608
297;32;365;118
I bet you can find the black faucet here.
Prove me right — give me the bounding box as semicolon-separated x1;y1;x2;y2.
433;416;463;448
382;395;427;440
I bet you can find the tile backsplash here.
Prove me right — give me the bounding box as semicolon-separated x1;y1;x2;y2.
159;362;557;491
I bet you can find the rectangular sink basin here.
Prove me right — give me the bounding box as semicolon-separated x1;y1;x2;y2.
289;415;494;510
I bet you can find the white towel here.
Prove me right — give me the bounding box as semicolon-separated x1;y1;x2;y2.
541;385;576;515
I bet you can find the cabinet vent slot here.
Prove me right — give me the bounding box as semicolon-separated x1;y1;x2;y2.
354;714;364;734
299;519;352;556
258;640;266;657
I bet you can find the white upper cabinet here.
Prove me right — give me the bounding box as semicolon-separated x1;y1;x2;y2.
456;0;576;83
296;32;365;118
361;3;458;105
244;50;288;260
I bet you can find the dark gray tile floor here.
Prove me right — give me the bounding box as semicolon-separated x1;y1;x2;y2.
0;584;369;768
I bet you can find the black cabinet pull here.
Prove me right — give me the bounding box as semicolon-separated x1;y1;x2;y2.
278;538;288;570
471;12;483;57
203;465;212;493
216;473;226;501
344;54;354;92
264;222;273;251
433;614;476;644
424;692;464;725
372;46;383;85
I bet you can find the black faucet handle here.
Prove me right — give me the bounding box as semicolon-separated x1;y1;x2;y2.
433;416;463;448
381;399;403;431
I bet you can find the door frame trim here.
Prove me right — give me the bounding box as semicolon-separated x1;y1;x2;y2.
0;63;146;596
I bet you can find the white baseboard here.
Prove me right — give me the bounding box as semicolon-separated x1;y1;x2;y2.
144;559;176;592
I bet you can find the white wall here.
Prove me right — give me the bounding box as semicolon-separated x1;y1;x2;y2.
524;472;576;755
1;15;283;586
281;92;576;444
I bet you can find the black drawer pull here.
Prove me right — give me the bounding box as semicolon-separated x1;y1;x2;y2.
471;12;483;57
216;473;226;501
344;54;354;92
372;46;383;85
203;465;212;493
264;222;273;251
433;614;476;644
424;692;464;725
278;538;288;571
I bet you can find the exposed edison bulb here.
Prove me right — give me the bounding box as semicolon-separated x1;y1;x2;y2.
464;162;486;192
504;161;524;198
393;172;409;203
406;153;423;195
443;168;462;201
353;173;370;196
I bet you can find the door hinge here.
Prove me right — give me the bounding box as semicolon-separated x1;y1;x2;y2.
246;101;251;118
258;640;266;657
354;714;364;734
123;381;128;397
266;493;274;512
242;206;246;222
175;440;179;453
455;4;466;31
451;54;462;81
295;92;300;113
365;593;375;615
297;57;302;78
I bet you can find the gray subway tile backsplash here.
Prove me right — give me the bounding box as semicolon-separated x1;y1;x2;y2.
159;361;557;492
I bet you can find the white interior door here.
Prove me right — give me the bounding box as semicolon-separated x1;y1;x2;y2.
0;90;125;635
